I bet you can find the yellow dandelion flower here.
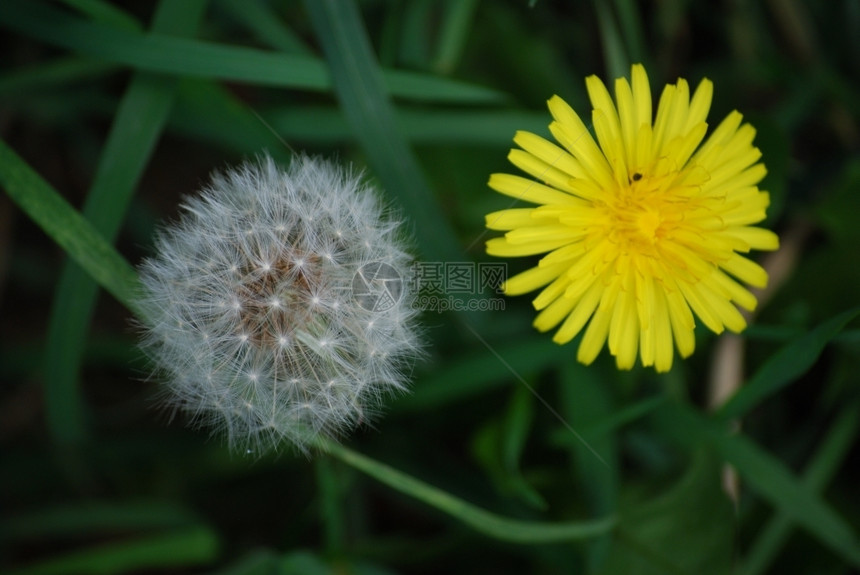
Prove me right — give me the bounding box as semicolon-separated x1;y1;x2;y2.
485;64;779;373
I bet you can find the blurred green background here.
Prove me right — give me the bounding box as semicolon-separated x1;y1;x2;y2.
1;0;859;573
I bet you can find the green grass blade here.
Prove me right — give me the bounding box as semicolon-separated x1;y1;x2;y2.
656;401;860;567
261;106;548;145
496;385;546;509
0;57;114;99
6;527;218;575
397;1;433;70
605;450;735;575
560;364;618;570
593;0;629;80
0;139;139;313
215;0;312;55
1;501;199;539
718;307;860;421
42;0;207;447
0;0;506;104
581;394;667;439
393;336;569;412
171;78;291;156
210;551;280;575
301;0;463;265
58;0;140;31
314;457;345;555
432;0;479;74
611;0;649;67
319;438;615;543
742;402;860;575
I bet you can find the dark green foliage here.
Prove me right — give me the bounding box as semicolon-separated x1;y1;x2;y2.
1;0;858;573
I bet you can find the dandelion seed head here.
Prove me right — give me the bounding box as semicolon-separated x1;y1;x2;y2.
137;154;421;453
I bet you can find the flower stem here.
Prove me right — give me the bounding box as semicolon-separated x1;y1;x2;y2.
316;437;616;543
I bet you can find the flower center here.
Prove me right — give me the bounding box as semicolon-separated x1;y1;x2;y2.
233;251;322;347
601;175;672;255
635;208;662;244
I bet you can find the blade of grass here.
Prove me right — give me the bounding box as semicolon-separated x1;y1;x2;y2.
497;385;546;509
742;401;860;575
301;0;463;264
0;0;506;104
548;395;667;449
165;95;548;148
560;364;618;571
318;438;616;543
6;526;217;575
718;307;860;421
607;450;735;575
262;106;549;145
216;0;312;55
315;457;345;555
209;551;280;575
398;0;433;70
593;0;629;80
582;395;667;439
42;0;207;447
656;401;860;567
0;140;139;313
171;78;291;157
1;501;199;539
611;0;649;67
432;0;479;74
0;57;114;100
392;336;570;412
58;0;140;31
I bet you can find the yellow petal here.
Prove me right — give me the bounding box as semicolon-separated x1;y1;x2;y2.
553;277;604;344
608;276;639;370
538;242;587;266
634;123;654;175
587;75;627;183
711;268;758;311
685;78;713;133
513;131;588;179
697;281;747;333
488;173;581;205
652;84;677;158
508;149;584;194
485;208;538;231
652;288;675;372
631;64;652;131
577;301;612;365
614;76;637;169
704;165;768;198
503;262;570;296
505;225;584;245
723;227;780;252
691;111;743;165
677;280;724;334
486;236;575;257
662;78;690;152
722;253;769;288
533;273;573;311
664;122;708;171
534;291;577;332
663;276;696;357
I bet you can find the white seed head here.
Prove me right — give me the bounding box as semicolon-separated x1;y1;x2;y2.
137;154;421;454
